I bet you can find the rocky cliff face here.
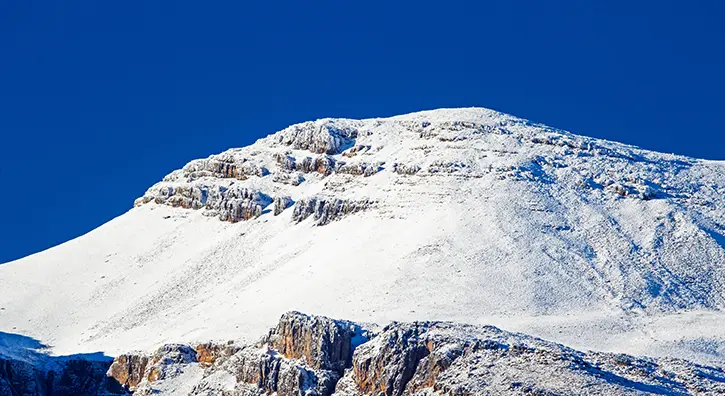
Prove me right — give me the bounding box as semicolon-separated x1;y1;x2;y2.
133;119;379;224
0;356;125;396
4;313;725;395
100;312;725;395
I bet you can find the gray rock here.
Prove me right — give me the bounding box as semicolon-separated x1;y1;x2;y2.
392;163;420;175
262;312;367;375
273;196;293;216
135;185;272;223
291;197;373;225
0;356;126;396
335;162;383;177
271;120;359;155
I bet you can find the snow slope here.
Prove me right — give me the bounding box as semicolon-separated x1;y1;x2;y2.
1;108;724;366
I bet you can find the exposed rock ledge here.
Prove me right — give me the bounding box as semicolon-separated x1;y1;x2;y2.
292;197;374;226
134;184;273;223
4;312;725;395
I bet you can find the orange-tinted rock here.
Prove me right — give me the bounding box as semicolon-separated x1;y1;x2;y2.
107;353;150;390
194;342;240;368
263;311;365;375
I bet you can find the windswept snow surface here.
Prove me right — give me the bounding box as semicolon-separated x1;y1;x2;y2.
1;108;725;366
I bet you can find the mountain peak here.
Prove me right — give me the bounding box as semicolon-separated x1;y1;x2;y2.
2;108;725;367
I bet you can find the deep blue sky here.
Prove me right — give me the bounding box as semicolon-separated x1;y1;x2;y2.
1;1;723;263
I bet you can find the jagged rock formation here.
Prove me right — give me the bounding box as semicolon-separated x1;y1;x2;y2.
272;196;293;216
99;312;725;395
391;163;420;175
0;356;125;396
134;184;272;222
262;312;368;375
291;197;374;225
334;161;383;177
134;121;378;225
107;353;150;390
178;155;269;181
271;120;360;155
4;314;725;395
104;312;372;395
106;343;242;393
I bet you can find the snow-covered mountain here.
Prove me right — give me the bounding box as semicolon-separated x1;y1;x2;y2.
1;107;725;367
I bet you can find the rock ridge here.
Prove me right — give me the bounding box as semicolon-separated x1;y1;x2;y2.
103;312;725;395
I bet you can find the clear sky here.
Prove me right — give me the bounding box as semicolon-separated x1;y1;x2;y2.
1;1;723;263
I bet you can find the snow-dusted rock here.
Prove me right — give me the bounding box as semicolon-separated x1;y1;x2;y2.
190;345;339;396
13;312;725;394
334;320;725;395
298;155;337;176
193;342;241;368
114;312;725;394
292;197;373;225
273;196;293;216
391;163;420;175
178;154;268;181
268;120;360;155
334;161;383;177
135;184;272;222
262;312;370;375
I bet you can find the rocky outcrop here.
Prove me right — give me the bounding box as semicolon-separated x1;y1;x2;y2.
191;345;338;396
188;312;371;396
103;312;725;395
194;342;241;368
273;152;298;172
292;197;373;225
0;356;126;396
106;344;203;392
262;312;367;375
8;312;722;395
178;155;268;181
134;185;272;223
270;120;359;155
345;323;431;396
334;161;383;177
144;344;197;383
298;155;336;176
427;160;467;174
273;196;293;216
392;163;420;175
335;320;725;395
0;357;44;396
273;152;337;176
106;353;149;390
341;144;371;157
271;172;304;186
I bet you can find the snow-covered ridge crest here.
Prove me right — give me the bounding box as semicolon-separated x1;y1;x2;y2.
134;107;711;225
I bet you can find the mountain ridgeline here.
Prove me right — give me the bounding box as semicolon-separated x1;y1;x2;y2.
1;108;725;394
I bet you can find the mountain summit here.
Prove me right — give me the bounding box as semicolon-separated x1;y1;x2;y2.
1;108;724;365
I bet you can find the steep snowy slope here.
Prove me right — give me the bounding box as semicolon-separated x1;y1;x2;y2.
1;108;724;366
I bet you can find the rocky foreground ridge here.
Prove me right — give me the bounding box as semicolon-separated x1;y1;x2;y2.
3;312;725;395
